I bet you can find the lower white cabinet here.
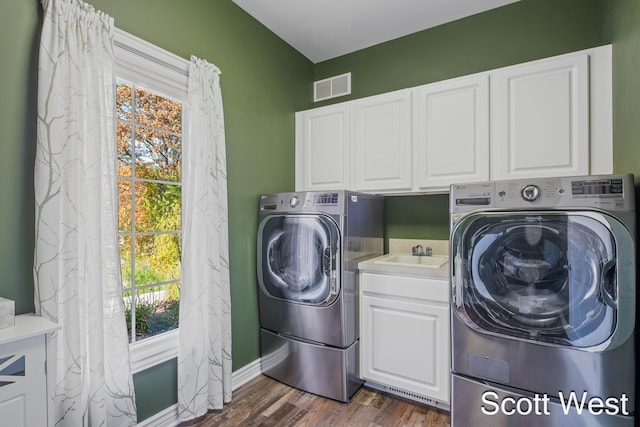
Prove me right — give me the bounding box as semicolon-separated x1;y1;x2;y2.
360;272;450;407
0;315;59;427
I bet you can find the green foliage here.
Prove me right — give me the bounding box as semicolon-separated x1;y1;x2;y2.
125;298;180;340
125;300;155;337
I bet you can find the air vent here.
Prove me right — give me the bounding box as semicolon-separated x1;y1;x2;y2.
314;73;351;102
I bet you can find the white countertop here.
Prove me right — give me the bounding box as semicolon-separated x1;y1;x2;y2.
0;313;60;346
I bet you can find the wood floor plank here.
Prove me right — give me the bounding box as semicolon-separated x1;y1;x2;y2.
186;375;451;427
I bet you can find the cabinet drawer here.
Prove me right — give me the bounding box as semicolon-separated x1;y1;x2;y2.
361;272;448;303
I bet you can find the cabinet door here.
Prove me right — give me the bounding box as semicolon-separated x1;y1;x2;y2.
413;74;489;191
352;90;412;192
295;103;350;191
490;53;589;180
360;273;450;404
0;335;47;427
361;294;449;403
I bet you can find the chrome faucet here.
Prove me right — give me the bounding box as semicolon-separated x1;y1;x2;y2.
412;245;433;256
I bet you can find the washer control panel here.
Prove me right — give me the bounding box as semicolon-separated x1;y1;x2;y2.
571;177;624;196
450;174;634;214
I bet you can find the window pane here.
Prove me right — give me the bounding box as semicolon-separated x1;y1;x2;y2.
134;234;181;286
116;79;183;346
117;179;133;233
134;87;182;133
116;83;133;121
125;283;180;342
119;234;133;290
134;181;181;233
133;127;181;181
117;123;133;177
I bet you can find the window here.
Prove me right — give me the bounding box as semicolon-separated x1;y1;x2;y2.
114;29;189;372
116;83;183;343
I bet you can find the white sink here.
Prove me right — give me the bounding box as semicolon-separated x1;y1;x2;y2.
374;254;449;269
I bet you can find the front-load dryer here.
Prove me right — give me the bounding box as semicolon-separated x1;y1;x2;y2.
449;174;636;426
257;191;383;402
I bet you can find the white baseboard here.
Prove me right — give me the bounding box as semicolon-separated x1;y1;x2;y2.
231;357;262;391
137;358;263;426
137;403;179;427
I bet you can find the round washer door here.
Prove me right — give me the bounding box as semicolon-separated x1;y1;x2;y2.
451;211;634;348
257;214;340;305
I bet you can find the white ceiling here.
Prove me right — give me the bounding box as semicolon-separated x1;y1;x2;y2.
231;0;521;63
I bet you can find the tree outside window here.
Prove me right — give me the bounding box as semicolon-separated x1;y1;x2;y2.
116;82;182;342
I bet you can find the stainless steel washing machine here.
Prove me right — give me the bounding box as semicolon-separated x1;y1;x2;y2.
257;191;383;402
449;174;636;426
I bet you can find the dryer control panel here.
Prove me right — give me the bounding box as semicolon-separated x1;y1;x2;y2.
260;191;344;214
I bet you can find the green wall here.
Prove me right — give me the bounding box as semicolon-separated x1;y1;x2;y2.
3;0;640;422
87;0;313;419
313;0;603;102
1;0;312;421
601;0;640;178
315;0;608;243
87;0;312;377
0;0;40;316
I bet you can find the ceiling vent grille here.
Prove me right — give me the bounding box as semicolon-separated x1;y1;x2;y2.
314;72;351;102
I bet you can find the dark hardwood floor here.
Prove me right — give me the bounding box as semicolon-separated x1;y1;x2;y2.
186;375;451;426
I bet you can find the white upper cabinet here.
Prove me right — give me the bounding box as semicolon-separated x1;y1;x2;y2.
352;90;412;192
295;45;612;194
413;74;490;191
490;53;590;180
295;103;350;191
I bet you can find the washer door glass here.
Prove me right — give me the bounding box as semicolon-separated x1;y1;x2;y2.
453;212;618;347
258;214;340;305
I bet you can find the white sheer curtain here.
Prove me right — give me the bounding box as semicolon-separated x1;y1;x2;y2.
177;56;232;422
34;0;137;425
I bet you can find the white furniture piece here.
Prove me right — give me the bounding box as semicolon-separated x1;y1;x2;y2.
359;270;450;408
295;45;612;194
0;314;59;427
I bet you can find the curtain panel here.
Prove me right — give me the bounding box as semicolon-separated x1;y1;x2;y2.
177;56;232;422
34;0;137;425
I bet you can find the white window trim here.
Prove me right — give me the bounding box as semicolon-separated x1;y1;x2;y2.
114;29;189;100
130;329;179;374
114;28;188;371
